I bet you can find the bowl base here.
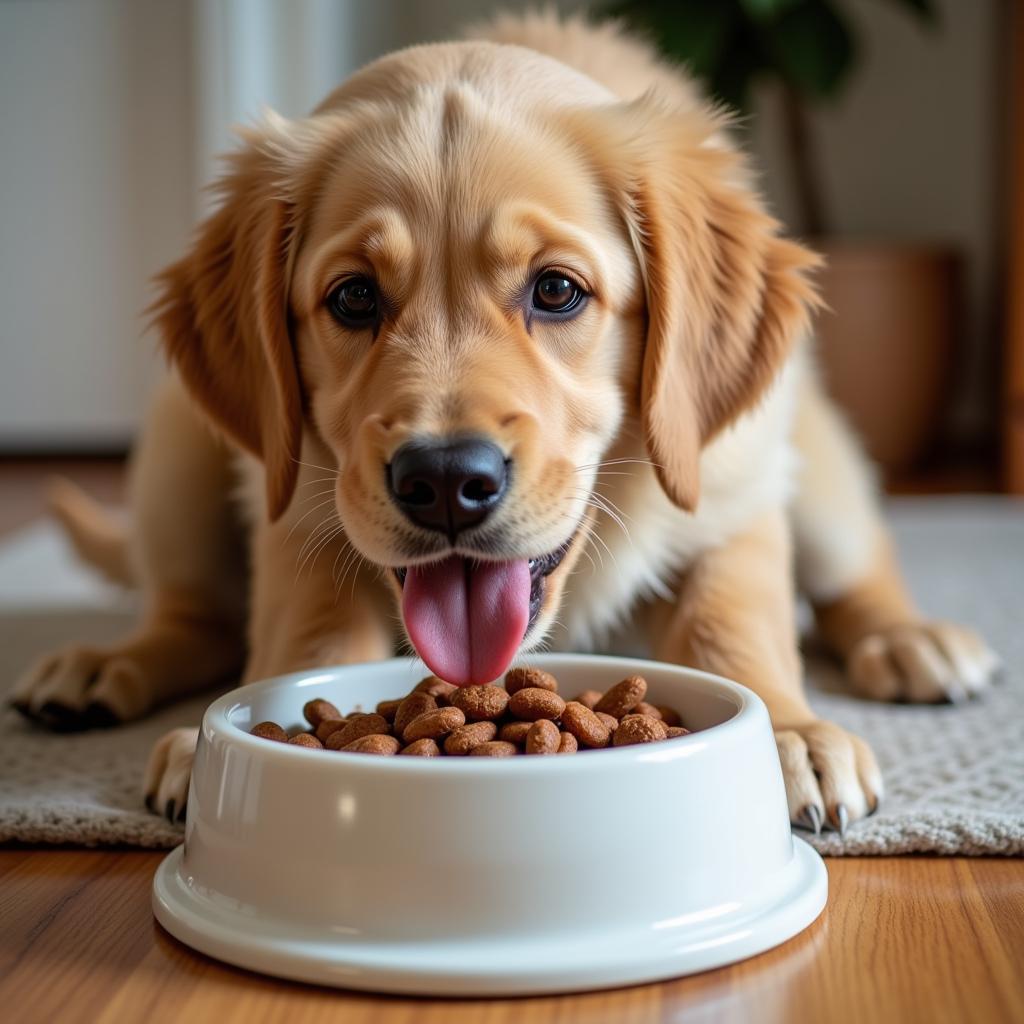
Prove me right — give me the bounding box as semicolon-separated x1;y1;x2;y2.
152;839;827;996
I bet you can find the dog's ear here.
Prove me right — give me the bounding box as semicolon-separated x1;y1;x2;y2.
568;99;820;511
150;116;304;521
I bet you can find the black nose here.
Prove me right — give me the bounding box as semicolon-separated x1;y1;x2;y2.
388;438;509;538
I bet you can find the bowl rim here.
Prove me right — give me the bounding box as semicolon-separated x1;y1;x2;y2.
202;653;765;777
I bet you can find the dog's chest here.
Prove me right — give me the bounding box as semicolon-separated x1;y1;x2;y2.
556;363;800;652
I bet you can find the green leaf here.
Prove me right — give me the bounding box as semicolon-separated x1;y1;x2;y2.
708;27;768;112
760;0;856;99
603;0;742;79
885;0;938;23
739;0;803;21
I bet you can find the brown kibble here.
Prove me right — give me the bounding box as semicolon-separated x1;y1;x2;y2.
251;721;288;743
444;721;498;755
342;733;401;755
658;706;683;728
504;667;559;696
403;706;466;742
557;731;578;754
572;689;602;710
393;692;438;735
400;738;441;756
469;740;518;757
325;713;390;750
414;676;458;705
267;670;688;758
525;719;560;755
497;720;532;745
315;717;347;743
632;701;662;720
594;675;647;719
288;732;323;749
375;698;402;723
302;699;341;728
612;713;668;746
560;701;611;748
508;687;566;722
450;684;510;721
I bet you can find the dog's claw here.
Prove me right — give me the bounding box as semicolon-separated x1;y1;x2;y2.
39;701;90;732
84;701;119;728
944;682;969;705
165;799;177;823
144;792;156;814
833;804;849;837
9;699;34;722
798;804;823;835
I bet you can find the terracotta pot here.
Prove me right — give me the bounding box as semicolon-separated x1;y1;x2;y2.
813;242;960;474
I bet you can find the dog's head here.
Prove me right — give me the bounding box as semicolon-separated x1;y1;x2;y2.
153;43;817;684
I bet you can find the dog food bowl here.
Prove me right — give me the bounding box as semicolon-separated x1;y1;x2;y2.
152;654;826;995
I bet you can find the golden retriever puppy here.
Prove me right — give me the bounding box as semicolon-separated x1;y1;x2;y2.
12;13;998;833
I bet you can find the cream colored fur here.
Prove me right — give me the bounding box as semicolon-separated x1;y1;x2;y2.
12;12;997;834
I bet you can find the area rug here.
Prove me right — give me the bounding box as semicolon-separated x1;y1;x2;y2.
1;499;1022;854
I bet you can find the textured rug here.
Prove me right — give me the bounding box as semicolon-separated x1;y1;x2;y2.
1;500;1022;854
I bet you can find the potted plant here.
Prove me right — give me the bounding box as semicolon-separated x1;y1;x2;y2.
606;0;956;475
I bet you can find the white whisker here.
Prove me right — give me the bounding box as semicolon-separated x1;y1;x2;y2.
291;457;340;475
285;496;338;544
587;527;619;572
296;514;340;562
574;457;660;472
333;544;365;604
293;488;337;505
295;475;339;489
296;521;345;580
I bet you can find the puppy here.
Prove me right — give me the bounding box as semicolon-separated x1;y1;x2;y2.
12;13;998;832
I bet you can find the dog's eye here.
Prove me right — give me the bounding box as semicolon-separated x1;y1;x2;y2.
532;272;585;314
327;277;378;327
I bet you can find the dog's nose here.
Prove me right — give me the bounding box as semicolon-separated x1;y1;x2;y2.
388;438;508;537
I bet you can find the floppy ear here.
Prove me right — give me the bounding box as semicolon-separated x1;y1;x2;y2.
150;118;303;521
569;99;821;511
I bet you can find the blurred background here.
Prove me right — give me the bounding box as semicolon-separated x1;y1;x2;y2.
1;0;1022;506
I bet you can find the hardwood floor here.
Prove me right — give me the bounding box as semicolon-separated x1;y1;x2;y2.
0;848;1020;1023
0;458;1021;1024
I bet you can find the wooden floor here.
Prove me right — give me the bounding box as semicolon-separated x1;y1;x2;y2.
0;848;1021;1024
1;459;1022;1024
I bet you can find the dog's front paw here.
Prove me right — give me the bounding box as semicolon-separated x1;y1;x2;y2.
775;720;882;834
143;726;198;823
847;621;999;704
9;645;140;731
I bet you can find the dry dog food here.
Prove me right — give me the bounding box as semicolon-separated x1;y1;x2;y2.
249;670;693;756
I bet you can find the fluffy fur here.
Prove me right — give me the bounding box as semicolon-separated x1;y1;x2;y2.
13;12;997;831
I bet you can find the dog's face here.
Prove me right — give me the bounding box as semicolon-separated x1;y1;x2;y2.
155;44;816;684
289;85;643;683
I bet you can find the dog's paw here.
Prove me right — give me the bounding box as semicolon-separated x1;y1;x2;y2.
9;645;147;730
775;720;882;834
143;726;198;823
847;621;999;704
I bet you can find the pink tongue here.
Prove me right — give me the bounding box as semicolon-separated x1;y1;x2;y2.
402;556;531;685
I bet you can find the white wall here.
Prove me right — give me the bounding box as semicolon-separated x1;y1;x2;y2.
0;0;195;449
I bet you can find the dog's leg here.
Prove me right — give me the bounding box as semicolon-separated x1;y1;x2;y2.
144;501;395;821
654;510;882;831
791;366;999;702
11;377;246;730
243;508;396;682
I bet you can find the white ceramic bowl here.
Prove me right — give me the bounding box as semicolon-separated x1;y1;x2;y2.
153;654;826;995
